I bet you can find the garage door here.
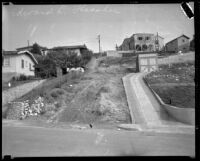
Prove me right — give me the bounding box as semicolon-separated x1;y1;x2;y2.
139;58;157;72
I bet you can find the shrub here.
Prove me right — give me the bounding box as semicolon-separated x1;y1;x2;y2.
50;88;65;98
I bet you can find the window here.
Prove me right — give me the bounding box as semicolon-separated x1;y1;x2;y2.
21;59;24;68
138;37;143;40
4;57;10;66
182;39;185;43
26;61;28;67
29;63;31;71
146;37;150;40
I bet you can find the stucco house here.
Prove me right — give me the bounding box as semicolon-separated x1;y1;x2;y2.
119;33;164;52
165;34;190;53
2;50;38;82
49;45;88;56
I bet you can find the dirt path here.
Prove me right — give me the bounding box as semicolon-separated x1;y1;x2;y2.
48;57;131;125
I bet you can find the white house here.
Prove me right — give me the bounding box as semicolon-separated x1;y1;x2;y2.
2;50;38;81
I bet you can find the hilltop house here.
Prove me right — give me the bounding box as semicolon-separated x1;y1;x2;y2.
165;34;190;53
119;33;164;52
2;50;38;82
16;45;48;56
49;45;88;56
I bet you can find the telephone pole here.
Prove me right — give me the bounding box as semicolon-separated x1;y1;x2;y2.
97;35;101;53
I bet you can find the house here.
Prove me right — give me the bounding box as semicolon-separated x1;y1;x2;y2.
49;45;88;56
16;45;48;56
165;34;190;53
2;50;38;82
119;33;164;52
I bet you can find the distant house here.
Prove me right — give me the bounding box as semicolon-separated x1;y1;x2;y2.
119;33;164;52
16;45;48;56
2;50;38;82
49;45;88;56
165;34;190;53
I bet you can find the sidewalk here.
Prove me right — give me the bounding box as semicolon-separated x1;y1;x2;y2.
122;72;194;132
130;73;162;126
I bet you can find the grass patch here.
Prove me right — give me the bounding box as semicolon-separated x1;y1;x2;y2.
152;85;195;108
146;61;194;84
145;61;195;109
14;72;78;102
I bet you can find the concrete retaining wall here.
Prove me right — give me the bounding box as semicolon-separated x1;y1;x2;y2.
158;52;194;65
143;77;195;125
2;79;46;106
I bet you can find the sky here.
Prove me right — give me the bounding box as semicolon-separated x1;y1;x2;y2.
3;3;194;52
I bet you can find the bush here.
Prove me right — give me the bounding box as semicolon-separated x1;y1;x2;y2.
50;88;65;98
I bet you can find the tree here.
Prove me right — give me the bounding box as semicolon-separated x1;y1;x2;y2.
31;43;42;55
81;49;93;66
34;55;56;78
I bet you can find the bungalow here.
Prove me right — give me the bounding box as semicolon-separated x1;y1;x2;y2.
165;34;190;53
49;45;87;56
2;50;38;82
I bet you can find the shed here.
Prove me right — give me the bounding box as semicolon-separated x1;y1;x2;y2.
136;52;158;72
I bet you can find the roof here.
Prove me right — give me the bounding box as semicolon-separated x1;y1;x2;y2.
166;34;190;45
51;45;87;50
3;50;38;64
16;45;48;51
131;33;154;37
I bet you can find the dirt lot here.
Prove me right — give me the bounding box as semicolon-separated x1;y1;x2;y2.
5;56;137;126
50;57;136;125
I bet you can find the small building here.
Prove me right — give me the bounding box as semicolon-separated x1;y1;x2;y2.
106;50;121;57
49;45;87;56
16;45;48;56
2;50;38;81
119;33;164;53
136;52;158;72
165;34;190;53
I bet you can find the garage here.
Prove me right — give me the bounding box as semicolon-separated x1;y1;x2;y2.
136;53;158;72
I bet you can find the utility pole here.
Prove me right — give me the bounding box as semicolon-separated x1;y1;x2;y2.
97;35;101;54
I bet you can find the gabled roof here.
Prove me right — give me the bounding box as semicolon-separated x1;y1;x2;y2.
3;50;38;64
51;45;87;50
166;34;190;45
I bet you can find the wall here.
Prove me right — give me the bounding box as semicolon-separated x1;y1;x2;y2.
134;34;155;52
2;79;46;106
65;49;81;56
106;50;120;57
166;39;178;52
177;36;190;53
15;54;35;76
2;55;17;73
158;37;164;51
158;52;194;64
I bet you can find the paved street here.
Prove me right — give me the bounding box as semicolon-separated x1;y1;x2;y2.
2;121;195;157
